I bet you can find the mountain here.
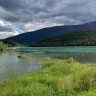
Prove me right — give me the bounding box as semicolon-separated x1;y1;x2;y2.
31;30;96;46
6;21;96;45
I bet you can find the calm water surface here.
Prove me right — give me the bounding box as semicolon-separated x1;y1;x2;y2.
8;46;96;63
0;46;96;80
0;52;41;80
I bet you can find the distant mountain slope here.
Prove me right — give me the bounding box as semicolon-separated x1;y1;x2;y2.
6;21;96;45
31;30;96;46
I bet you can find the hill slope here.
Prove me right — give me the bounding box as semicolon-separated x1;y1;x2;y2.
0;40;21;47
6;21;96;45
31;30;96;46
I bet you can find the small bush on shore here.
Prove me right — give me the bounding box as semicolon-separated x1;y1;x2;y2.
17;53;29;60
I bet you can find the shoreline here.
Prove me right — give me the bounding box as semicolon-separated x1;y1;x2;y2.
0;58;96;96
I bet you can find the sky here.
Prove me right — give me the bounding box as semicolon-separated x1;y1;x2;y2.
0;0;96;39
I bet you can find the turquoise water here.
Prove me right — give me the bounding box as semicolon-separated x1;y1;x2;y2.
8;46;96;52
1;46;96;80
8;46;96;63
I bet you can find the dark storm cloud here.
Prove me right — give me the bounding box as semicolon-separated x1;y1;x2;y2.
0;0;96;33
0;0;90;22
0;0;23;10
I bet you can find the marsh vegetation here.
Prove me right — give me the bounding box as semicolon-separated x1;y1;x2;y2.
0;57;96;96
17;53;29;60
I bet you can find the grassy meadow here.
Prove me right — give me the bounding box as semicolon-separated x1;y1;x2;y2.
0;57;96;96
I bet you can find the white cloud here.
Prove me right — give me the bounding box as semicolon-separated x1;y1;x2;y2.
0;19;21;39
0;20;6;26
0;31;18;39
25;21;63;32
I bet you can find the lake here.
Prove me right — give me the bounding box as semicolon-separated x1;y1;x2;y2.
0;46;96;80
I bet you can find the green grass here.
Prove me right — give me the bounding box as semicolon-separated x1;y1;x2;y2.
0;57;96;96
33;51;45;54
7;51;20;55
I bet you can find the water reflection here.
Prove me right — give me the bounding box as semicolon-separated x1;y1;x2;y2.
0;53;41;79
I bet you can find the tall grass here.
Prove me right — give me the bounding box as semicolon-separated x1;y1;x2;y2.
0;58;96;96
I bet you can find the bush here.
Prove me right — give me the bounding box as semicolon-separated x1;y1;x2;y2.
0;41;7;51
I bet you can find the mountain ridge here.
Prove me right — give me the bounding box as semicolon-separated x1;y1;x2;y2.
5;21;96;45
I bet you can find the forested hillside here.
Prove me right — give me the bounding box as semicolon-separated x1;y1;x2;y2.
0;40;21;47
0;40;21;51
31;30;96;46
